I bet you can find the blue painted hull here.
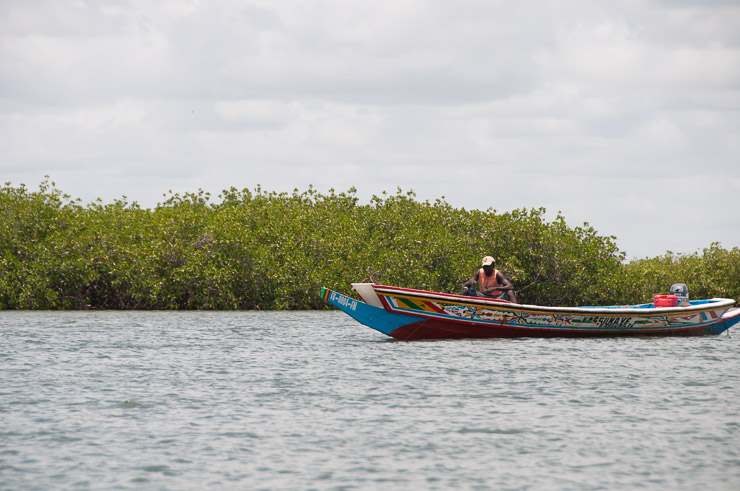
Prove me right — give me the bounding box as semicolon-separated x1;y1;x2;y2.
322;287;411;337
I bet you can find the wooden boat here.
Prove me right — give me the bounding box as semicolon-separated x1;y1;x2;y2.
321;283;740;340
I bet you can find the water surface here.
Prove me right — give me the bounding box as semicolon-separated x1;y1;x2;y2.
1;311;738;489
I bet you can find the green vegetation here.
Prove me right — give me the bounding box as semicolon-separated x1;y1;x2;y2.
1;178;738;309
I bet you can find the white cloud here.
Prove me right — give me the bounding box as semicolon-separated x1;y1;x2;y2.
1;0;739;258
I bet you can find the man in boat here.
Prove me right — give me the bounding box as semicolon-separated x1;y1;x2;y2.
463;256;518;303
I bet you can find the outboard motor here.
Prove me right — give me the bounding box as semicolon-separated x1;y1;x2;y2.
670;283;689;304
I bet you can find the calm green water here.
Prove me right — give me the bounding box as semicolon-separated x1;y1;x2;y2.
1;311;738;490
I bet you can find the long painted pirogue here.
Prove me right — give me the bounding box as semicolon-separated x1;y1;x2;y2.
321;283;740;340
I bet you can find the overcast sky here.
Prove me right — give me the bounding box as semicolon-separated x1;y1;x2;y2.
2;0;738;259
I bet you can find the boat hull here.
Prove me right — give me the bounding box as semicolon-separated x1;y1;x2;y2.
322;285;740;340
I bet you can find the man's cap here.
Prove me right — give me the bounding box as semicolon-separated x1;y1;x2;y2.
481;256;495;266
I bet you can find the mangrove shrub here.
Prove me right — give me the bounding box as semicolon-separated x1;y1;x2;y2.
1;179;737;309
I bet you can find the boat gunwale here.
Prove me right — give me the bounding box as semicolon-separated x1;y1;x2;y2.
371;284;736;317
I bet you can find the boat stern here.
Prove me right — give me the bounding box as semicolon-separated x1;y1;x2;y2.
704;307;740;335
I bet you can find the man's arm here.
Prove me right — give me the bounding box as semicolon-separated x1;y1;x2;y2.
496;271;515;291
463;270;479;287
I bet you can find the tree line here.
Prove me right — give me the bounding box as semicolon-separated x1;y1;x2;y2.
1;179;738;309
